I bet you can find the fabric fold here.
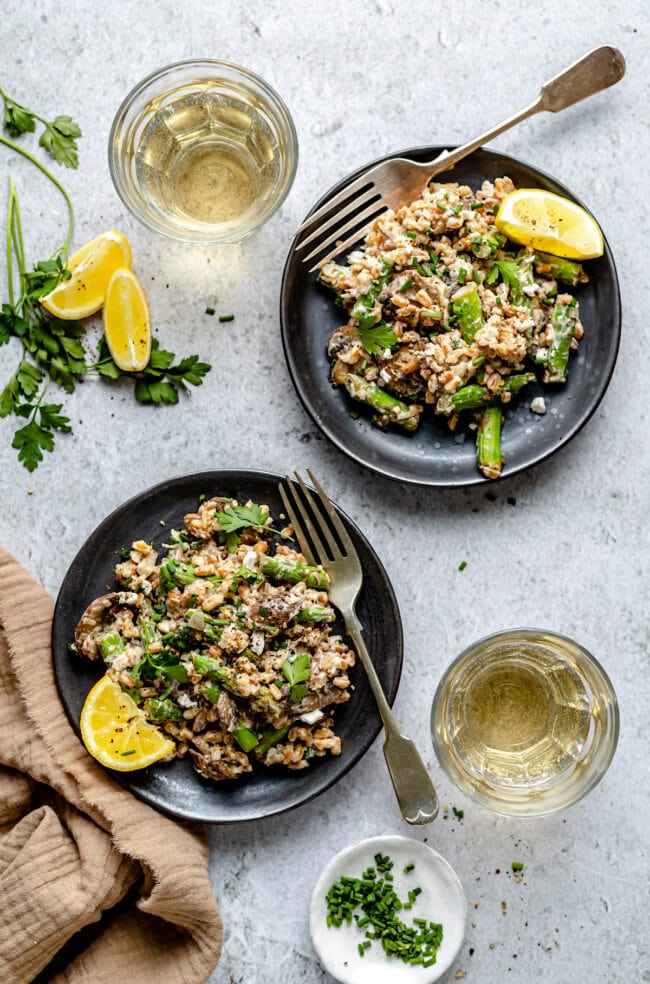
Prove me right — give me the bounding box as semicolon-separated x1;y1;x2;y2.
0;547;222;984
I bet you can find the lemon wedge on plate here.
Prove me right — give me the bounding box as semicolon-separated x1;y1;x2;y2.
41;229;132;319
80;675;174;771
495;188;604;260
102;267;152;371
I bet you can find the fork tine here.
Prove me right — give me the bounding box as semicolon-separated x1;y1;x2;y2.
305;468;354;554
283;475;331;563
307;211;387;272
301;197;386;269
293;471;342;560
278;482;316;566
293;155;390;240
295;185;379;254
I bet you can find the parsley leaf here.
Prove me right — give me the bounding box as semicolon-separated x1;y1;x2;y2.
1;89;81;169
12;419;53;471
0;303;28;343
486;258;521;290
356;322;398;356
39;402;72;431
217;502;269;533
3;103;35;137
216;502;271;553
281;653;311;701
94;338;212;405
135;379;179;404
38;116;82;169
0;376;20;418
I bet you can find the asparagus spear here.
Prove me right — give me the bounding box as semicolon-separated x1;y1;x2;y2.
545;298;579;383
259;556;330;591
533;251;586;286
144;697;183;722
295;604;336;623
451;283;484;342
477;406;504;480
509;253;535;310
232;726;259;753
351;258;393;329
501;372;537;396
200;683;222;703
255;724;291;758
318;261;348;299
344;373;421;432
439;373;537;414
193;654;238;690
95;629;125;663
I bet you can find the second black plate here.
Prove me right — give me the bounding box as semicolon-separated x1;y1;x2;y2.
51;470;403;823
280;147;621;486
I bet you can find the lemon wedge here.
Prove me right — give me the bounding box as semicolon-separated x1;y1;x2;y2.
40;229;132;319
80;675;174;771
102;267;152;372
495;188;603;260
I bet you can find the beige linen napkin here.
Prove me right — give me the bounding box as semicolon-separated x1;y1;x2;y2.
0;547;223;984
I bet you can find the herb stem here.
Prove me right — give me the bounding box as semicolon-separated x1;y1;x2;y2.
5;180;16;304
0;135;74;256
0;87;49;129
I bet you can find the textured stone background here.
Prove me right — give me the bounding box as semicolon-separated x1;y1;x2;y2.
1;1;648;982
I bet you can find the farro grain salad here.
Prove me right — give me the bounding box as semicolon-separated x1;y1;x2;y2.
320;177;588;479
74;495;356;780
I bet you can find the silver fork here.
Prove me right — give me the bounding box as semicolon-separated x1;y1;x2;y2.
295;45;625;271
279;469;439;825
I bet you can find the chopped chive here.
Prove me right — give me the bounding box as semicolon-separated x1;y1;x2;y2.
219;314;235;322
470;201;485;210
435;202;447;212
403;863;415;873
458;561;467;571
325;857;444;966
457;267;467;285
512;861;524;871
452;806;464;818
405;230;417;240
421;310;441;319
453;202;462;214
120;749;136;756
399;277;413;293
472;355;486;366
205;306;215;316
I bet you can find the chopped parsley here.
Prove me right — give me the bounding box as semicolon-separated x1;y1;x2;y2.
356;322;398;356
281;652;311;701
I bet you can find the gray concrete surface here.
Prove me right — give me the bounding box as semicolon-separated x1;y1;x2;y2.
1;1;648;981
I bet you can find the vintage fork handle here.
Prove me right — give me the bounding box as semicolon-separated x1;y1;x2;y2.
344;611;439;825
428;45;625;178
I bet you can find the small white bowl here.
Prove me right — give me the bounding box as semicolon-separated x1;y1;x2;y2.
310;835;467;984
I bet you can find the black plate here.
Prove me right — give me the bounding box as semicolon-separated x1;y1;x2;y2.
281;147;621;486
52;470;403;823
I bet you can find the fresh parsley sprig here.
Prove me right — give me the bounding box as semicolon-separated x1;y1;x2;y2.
215;502;284;553
485;258;521;291
92;337;211;405
281;652;311;702
356;322;398;356
1;86;81;168
1;85;213;472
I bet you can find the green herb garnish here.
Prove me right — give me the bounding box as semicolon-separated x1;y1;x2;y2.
281;652;311;702
325;856;443;967
0;87;212;470
1;86;81;167
215;501;283;553
486;258;521;290
356;322;398;356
